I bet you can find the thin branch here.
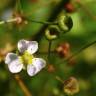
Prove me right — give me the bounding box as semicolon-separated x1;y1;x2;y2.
57;40;96;64
47;40;52;63
55;76;64;84
18;0;23;12
16;0;23;13
25;17;57;25
0;18;18;25
67;40;96;60
0;16;57;26
14;74;32;96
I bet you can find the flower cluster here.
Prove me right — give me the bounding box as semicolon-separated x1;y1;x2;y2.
5;39;46;76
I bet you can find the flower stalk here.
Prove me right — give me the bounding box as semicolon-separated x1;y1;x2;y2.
14;74;32;96
25;18;57;25
55;76;64;84
67;40;96;60
47;40;52;63
57;40;96;64
0;17;20;25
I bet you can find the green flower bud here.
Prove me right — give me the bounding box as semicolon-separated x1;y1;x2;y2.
45;25;60;40
57;14;73;32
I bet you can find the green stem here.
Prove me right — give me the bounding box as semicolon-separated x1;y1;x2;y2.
67;40;96;60
57;40;96;64
55;76;64;84
0;17;57;26
16;0;23;13
47;40;52;63
25;17;57;25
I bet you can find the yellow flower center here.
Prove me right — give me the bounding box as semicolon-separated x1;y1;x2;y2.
19;51;34;65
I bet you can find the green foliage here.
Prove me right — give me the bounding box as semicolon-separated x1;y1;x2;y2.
0;0;96;96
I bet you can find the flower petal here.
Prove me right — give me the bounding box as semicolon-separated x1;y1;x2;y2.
5;53;18;64
18;39;29;53
27;64;37;76
32;58;46;73
8;58;23;73
27;41;38;54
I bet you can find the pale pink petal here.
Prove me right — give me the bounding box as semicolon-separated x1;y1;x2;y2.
27;41;38;54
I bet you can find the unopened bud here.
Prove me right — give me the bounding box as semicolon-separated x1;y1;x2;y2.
57;14;73;32
45;25;60;40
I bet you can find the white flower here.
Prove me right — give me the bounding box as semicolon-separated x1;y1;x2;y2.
5;39;46;76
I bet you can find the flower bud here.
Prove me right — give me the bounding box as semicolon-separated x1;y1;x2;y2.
47;64;55;73
63;77;79;95
57;14;73;32
45;25;60;40
65;3;75;13
56;42;70;58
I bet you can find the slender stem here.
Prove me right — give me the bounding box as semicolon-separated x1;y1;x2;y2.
0;17;57;25
47;40;52;63
76;0;96;20
55;76;64;84
0;18;18;25
67;40;96;60
14;74;32;96
16;0;23;13
57;40;96;64
25;17;57;25
18;0;23;12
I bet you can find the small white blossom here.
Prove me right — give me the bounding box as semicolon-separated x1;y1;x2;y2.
5;39;46;76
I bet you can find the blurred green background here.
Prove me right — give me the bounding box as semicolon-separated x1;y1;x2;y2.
0;0;96;96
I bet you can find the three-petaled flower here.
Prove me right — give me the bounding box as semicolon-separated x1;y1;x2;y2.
5;39;46;76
